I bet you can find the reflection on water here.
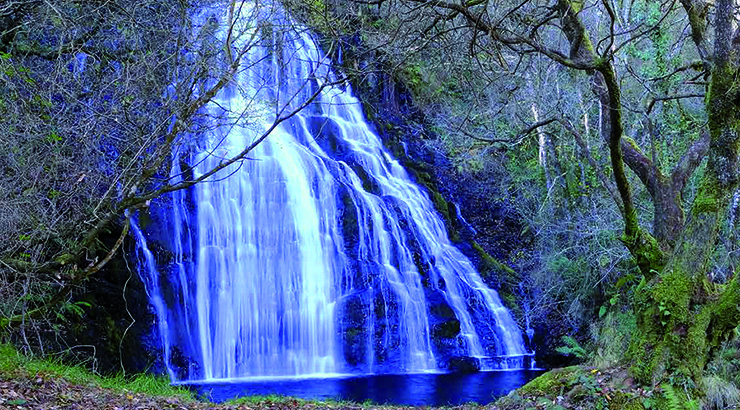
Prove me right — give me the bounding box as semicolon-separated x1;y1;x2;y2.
190;370;545;406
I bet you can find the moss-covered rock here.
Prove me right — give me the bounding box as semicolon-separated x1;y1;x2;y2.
498;366;652;410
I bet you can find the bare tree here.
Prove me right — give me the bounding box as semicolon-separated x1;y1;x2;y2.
0;0;338;346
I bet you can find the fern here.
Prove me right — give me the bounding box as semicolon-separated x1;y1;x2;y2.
662;384;682;410
661;384;701;410
554;335;588;360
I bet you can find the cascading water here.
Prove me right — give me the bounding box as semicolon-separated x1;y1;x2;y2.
134;1;528;382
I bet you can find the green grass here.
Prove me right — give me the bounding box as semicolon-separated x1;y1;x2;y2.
224;394;303;405
0;343;195;400
223;394;384;408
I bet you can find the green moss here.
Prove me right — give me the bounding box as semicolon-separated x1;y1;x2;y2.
501;292;524;320
604;391;646;410
628;263;739;385
55;253;75;265
620;228;664;276
469;241;524;322
623;137;645;155
519;366;582;395
652;270;693;320
628;269;698;382
711;276;740;343
431;191;451;221
471;241;517;279
692;180;721;214
399;156;462;242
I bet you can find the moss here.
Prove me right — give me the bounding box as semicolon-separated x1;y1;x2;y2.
501;292;524;321
608;391;646;410
620;228;665;276
691;181;722;214
519;366;582;395
623;136;645;155
471;241;518;279
55;253;75;265
628;263;740;385
430;191;451;223
469;240;524;322
711;276;740;344
628;269;698;382
399;156;462;243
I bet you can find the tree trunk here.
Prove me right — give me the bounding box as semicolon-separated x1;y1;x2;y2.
653;177;685;248
628;14;740;382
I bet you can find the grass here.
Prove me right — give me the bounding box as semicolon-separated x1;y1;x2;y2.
0;344;393;408
0;343;195;401
223;394;313;406
219;393;385;408
703;375;740;410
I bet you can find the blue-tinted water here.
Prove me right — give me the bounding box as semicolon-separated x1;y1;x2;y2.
189;371;545;406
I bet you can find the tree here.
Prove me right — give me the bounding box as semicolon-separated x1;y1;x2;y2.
344;0;740;387
0;0;337;349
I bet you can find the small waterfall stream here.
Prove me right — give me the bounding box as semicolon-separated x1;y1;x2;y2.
134;1;528;382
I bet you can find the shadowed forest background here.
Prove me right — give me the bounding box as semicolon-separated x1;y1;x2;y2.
2;0;740;409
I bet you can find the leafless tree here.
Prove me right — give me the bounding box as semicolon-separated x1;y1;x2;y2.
0;0;339;348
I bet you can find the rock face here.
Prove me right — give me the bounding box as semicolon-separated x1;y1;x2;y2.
66;224;160;375
447;356;482;373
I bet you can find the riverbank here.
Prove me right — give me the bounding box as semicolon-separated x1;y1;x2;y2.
0;344;473;410
0;344;686;409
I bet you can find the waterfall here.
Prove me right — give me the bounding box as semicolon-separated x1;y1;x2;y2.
134;1;527;382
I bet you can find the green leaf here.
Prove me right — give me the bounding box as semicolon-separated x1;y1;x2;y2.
599;306;607;318
46;131;62;143
615;274;635;289
7;399;28;405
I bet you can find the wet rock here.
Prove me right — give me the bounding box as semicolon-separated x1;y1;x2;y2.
447;356;481;373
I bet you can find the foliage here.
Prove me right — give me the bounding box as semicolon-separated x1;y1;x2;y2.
702;375;740;410
590;310;637;369
660;384;700;410
554;336;588;361
0;343;194;400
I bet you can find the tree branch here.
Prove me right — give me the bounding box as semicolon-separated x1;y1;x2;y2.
671;131;710;192
679;0;712;66
647;93;705;114
1;215;132;330
560;118;625;215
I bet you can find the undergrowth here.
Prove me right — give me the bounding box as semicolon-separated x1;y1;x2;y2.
0;343;194;400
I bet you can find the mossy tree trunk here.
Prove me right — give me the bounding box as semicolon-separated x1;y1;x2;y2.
535;0;740;386
551;0;740;385
628;0;740;385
